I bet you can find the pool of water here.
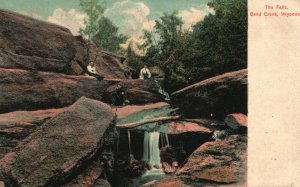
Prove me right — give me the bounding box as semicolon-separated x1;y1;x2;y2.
122;169;165;187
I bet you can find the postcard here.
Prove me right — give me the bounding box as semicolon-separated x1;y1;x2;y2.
0;0;299;186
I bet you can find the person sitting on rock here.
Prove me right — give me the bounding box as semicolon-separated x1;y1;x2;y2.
139;64;151;80
86;62;104;81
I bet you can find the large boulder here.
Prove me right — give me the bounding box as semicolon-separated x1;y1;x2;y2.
176;135;247;185
104;79;165;105
114;102;169;119
0;68;111;113
93;51;128;79
0;97;117;187
171;69;247;119
62;159;105;187
165;121;212;135
0;68;163;113
0;9;128;79
0;108;64;158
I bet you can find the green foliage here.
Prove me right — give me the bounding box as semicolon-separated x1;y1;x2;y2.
79;0;105;39
140;0;247;92
79;0;127;54
154;12;183;60
141;12;190;91
92;17;128;53
192;0;247;78
124;41;143;75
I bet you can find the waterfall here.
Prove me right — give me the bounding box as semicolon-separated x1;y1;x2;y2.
164;133;169;146
160;133;169;147
142;131;162;168
142;131;149;162
116;129;120;154
149;132;161;167
158;87;170;101
128;130;132;155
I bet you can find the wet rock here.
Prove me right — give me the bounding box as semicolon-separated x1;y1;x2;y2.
183;118;227;130
212;130;228;141
0;108;64;158
160;146;186;168
162;162;175;174
225;113;247;130
127;159;145;177
0;97;116;187
104;79;165;105
114;102;169;119
176;135;247;185
0;9;128;79
171;69;247;119
165;121;212;135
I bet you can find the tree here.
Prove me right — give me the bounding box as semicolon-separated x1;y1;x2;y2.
154;12;183;60
134;0;248;92
79;0;127;55
124;41;143;78
79;0;105;39
192;0;247;76
140;12;188;91
92;17;127;53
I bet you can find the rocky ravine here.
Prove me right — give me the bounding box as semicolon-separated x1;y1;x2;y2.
0;8;247;187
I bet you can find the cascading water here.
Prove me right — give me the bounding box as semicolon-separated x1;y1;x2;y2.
142;131;162;168
158;86;170;101
148;132;161;168
161;133;169;147
126;131;164;186
142;131;149;162
128;129;132;155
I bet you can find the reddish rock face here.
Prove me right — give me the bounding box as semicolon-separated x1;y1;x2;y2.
176;135;247;185
0;9;128;79
93;51;128;79
0;97;117;187
114;102;169;119
0;68;112;113
171;69;247;119
0;108;64;158
146;176;192;187
0;68;163;113
104;79;165;105
62;159;104;187
225;113;247;130
165;121;212;134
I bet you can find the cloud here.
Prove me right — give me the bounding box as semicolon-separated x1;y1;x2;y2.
103;0;155;48
178;8;207;30
47;8;86;35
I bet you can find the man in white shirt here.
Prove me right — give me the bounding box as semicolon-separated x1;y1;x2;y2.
139;64;151;80
86;62;103;81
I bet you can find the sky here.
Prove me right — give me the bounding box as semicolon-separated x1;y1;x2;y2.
0;0;213;49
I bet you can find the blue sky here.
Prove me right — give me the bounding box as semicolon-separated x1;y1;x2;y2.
0;0;213;50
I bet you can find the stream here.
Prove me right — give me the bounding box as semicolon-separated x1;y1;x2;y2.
117;131;168;187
